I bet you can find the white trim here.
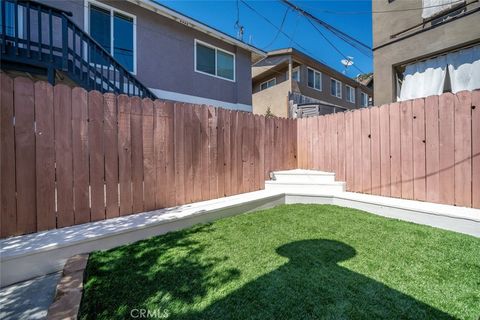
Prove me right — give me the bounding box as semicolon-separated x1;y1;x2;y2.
124;0;265;57
194;39;236;82
346;84;355;103
259;77;276;91
84;0;137;75
149;88;252;112
330;78;342;98
307;67;322;91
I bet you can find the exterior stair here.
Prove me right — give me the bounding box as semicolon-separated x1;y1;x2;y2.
265;169;346;194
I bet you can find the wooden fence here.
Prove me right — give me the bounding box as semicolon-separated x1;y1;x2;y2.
297;90;480;209
0;75;297;238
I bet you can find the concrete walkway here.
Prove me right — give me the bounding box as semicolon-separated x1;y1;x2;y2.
0;272;60;320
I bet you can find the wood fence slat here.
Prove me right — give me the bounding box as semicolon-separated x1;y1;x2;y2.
224;111;232;194
389;102;402;198
454;91;472;207
361;108;371;193
88;91;105;221
34;81;55;232
400;100;414;199
472;91;480;209
345;111;354;191
336;113;346;182
118;95;133;215
438;93;455;205
370;107;381;195
248;115;256;191
142;98;156;210
15;78;37;234
425;96;440;204
264;117;272;179
324;115;332;172
1;74;16;236
331;114;338;176
72;87;90;224
257;116;266;189
184;104;194;203
131;97;144;212
200;106;210;200
154;101;166;208
353;110;362;192
165;102;176;207
54;84;74;228
208;106;218;198
231;111;240;193
175;103;185;205
412;98;426;201
317;116;325;171
104;93;119;218
192;105;203;201
379;104;391;197
242;113;250;191
217;108;226;197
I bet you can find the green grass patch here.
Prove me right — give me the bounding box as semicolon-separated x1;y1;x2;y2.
79;204;480;319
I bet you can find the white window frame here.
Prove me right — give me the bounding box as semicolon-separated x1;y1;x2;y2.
360;92;369;107
260;78;276;91
331;78;342;98
84;0;137;74
194;39;236;82
292;66;300;82
307;67;322;91
346;85;355;103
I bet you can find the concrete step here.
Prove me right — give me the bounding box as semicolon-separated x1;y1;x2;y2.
265;180;346;193
271;169;336;184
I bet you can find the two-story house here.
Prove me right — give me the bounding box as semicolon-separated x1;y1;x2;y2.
252;48;373;118
372;0;480;105
1;0;265;111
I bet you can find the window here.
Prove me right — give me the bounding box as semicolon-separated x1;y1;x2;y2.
292;67;300;82
86;1;135;73
346;85;355;103
260;78;276;91
2;2;23;37
422;0;465;19
195;40;235;81
307;68;321;90
360;92;369;107
331;78;342;98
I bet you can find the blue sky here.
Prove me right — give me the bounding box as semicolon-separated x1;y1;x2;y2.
157;0;373;78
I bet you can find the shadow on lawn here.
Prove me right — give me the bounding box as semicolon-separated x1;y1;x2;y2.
176;239;454;320
80;235;454;319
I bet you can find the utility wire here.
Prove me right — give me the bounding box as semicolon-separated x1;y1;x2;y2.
294;0;467;14
239;0;329;65
263;7;290;49
281;0;372;57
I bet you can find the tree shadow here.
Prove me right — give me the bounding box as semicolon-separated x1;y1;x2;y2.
79;223;241;319
176;239;454;320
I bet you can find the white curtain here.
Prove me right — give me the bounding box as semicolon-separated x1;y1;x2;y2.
422;0;464;19
399;56;447;101
447;45;480;93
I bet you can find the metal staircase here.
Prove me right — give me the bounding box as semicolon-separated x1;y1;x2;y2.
1;0;156;99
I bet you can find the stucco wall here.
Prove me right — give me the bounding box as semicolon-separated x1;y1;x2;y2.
372;0;480;104
252;80;291;117
39;0;253;106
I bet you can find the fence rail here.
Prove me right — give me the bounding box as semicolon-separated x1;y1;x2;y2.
297;90;480;208
0;75;297;238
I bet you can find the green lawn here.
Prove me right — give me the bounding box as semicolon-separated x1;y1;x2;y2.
79;204;480;320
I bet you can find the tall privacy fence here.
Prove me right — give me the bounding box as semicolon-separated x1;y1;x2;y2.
297;90;479;209
1;74;479;238
0;75;297;238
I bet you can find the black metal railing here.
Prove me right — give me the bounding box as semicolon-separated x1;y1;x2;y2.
0;0;156;99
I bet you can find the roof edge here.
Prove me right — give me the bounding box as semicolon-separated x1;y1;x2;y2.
127;0;266;57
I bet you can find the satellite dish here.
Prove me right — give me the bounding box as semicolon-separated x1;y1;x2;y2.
341;56;354;74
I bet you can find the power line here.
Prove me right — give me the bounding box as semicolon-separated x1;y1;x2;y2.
239;0;328;65
263;7;290;49
293;0;467;15
280;0;372;57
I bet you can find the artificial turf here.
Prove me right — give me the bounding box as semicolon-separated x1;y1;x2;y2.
79;204;480;319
